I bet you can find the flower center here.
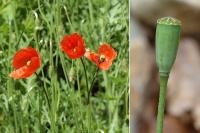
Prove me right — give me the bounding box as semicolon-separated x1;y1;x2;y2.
99;55;106;63
26;60;31;66
73;48;77;53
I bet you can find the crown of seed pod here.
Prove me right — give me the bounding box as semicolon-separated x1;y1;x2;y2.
156;17;181;76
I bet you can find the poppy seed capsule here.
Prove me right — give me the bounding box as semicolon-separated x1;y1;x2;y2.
156;17;181;76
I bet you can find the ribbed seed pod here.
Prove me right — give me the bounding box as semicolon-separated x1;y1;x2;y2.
155;17;181;133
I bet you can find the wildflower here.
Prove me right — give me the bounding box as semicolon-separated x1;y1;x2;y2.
60;33;85;59
85;44;117;70
9;47;40;79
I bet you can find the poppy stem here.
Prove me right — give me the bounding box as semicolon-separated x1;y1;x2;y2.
156;75;169;133
39;87;42;132
43;85;51;109
87;67;100;104
16;30;24;47
35;73;51;109
80;57;89;97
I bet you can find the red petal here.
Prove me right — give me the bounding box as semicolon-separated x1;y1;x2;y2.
85;50;99;64
60;33;85;59
12;47;39;69
85;45;117;70
10;66;31;79
10;57;40;79
85;50;110;70
99;60;113;70
98;44;117;60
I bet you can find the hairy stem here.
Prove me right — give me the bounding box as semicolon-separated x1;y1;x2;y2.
35;73;51;109
80;58;89;98
87;67;100;104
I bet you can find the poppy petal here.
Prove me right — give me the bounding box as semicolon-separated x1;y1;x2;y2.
9;57;40;79
99;60;113;70
85;49;111;70
9;66;31;79
98;44;117;60
60;33;85;59
10;47;40;79
12;47;39;69
27;57;41;72
85;50;99;65
85;45;117;70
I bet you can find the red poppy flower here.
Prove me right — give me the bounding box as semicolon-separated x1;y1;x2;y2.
9;47;40;79
60;33;85;59
85;44;117;70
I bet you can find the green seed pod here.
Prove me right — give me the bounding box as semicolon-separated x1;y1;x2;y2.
156;17;181;133
156;17;181;76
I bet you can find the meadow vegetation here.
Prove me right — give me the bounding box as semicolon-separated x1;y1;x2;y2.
0;0;128;132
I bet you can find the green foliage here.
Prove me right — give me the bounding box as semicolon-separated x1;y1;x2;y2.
0;0;128;132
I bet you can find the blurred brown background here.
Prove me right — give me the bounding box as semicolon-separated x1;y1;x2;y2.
130;0;200;133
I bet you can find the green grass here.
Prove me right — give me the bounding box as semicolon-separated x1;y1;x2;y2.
0;0;129;132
